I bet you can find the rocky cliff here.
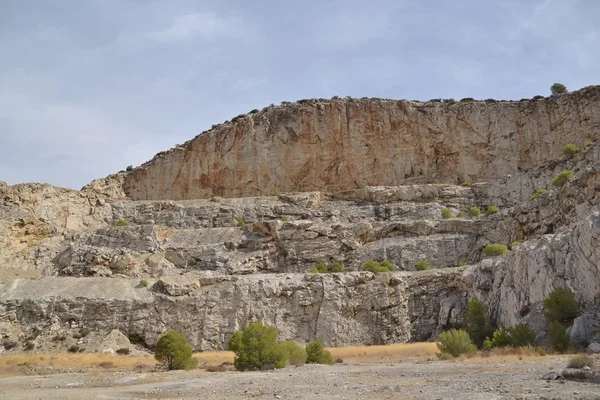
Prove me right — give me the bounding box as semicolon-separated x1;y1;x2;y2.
124;87;600;200
1;89;599;353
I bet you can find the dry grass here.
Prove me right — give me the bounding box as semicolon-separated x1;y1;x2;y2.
327;342;438;363
458;346;552;362
0;351;236;376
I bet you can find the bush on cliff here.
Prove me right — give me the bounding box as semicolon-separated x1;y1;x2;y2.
562;144;579;157
415;261;431;271
543;288;579;322
486;205;499;215
468;206;481;217
465;298;494;348
437;329;477;358
550;83;568;96
482;244;510;257
155;330;197;370
483;328;514;350
441;208;453;219
363;259;395;273
529;188;547;200
552;170;574;188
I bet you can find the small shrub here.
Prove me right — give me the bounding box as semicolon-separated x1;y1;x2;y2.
236;218;246;227
115;219;129;227
441;208;453;219
116;347;130;355
529;188;547;200
562;144;579;157
456;211;464;218
585;140;595;147
98;361;114;368
549;321;572;353
330;262;345;273
52;335;66;342
468;206;481;217
305;340;334;365
138;279;149;288
445;98;456;105
281;216;290;222
465;299;494;348
552;170;574;188
272;188;282;196
460;97;475;102
482;244;510;257
550;83;568;96
568;354;594;369
334;357;343;364
155;330;198;370
311;261;329;273
437;329;477;357
486;206;499;215
363;260;394;273
459;259;468;267
23;342;35;351
279;340;307;365
68;345;81;353
461;181;471;186
483;328;514;350
543;288;579;322
126;165;133;172
229;322;286;371
128;332;145;346
433;180;443;185
508;323;537;347
509;241;521;249
380;260;396;271
2;340;18;350
415;261;431;271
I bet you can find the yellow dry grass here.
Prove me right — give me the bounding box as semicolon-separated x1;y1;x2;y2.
327;342;438;363
0;351;236;375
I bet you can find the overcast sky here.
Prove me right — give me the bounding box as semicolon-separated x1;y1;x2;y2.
1;0;598;189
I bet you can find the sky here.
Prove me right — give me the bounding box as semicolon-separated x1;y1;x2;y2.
1;0;598;189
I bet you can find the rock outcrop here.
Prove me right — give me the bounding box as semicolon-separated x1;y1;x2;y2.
1;90;599;352
124;87;600;200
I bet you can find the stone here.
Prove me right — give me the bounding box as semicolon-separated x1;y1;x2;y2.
587;343;600;354
568;316;595;346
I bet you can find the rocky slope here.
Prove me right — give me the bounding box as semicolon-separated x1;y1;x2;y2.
1;90;599;353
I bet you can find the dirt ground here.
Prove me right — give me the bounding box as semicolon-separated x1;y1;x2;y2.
0;355;599;400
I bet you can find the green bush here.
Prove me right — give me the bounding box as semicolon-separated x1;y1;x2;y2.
236;218;246;227
562;144;579;157
508;323;537;347
549;321;572;353
543;288;579;322
437;329;477;358
281;216;290;222
509;241;521;249
465;298;494;348
468;206;481;217
155;330;198;370
310;261;329;274
552;170;574;188
272;188;282;196
529;188;547;200
585;140;595;147
115;219;129;227
363;259;395;273
441;208;453;219
550;83;568;96
305;340;334;365
228;322;286;371
128;332;145;346
459;259;468;267
486;206;499;215
433;180;443;185
415;261;431;271
138;279;149;287
482;244;510;257
461;181;471;186
483;328;514;350
279;340;307;365
456;211;464;218
330;262;345;273
380;260;396;271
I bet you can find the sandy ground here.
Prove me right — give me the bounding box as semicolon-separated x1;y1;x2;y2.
0;356;599;400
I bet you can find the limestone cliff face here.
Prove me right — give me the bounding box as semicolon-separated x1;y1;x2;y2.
124;87;600;200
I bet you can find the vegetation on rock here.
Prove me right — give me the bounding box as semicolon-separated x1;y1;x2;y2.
552;170;574;187
441;208;453;219
549;321;572;353
415;261;432;271
482;244;510;257
465;298;493;348
468;206;481;217
543;288;579;322
486;206;499;215
562;144;579;157
529;188;547;200
551;83;568;96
